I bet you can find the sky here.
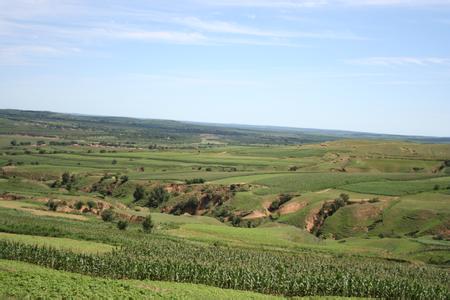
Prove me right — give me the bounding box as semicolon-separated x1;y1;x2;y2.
0;0;450;137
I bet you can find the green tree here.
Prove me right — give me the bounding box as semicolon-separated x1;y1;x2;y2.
142;215;154;233
61;172;71;186
101;209;114;222
133;185;146;202
339;193;350;202
74;201;84;210
120;175;129;184
147;186;169;208
46;199;58;211
87;200;97;209
117;220;128;230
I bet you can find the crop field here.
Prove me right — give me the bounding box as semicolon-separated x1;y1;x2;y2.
0;111;449;299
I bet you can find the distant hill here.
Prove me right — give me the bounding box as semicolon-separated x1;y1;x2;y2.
0;109;449;145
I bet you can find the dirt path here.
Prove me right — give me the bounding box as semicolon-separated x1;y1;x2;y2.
279;202;306;215
242;210;268;219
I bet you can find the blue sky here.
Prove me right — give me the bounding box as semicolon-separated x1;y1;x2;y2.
1;0;450;137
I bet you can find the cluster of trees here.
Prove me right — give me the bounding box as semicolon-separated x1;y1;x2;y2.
101;208;154;232
10;140;32;146
184;178;205;184
170;197;198;215
133;185;170;208
91;174;129;197
51;172;78;190
74;200;97;210
269;194;293;212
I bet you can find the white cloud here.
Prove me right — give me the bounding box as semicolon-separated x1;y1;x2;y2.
173;17;363;40
346;57;450;66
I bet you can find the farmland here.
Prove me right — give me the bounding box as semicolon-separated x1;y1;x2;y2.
0;110;449;299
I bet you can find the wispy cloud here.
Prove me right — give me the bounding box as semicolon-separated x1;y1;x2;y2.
174;17;363;40
342;0;450;6
196;0;328;8
346;57;450;67
199;0;450;7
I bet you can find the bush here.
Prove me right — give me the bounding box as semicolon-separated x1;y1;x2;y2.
185;178;205;184
87;200;97;209
230;215;241;227
101;209;115;222
170;197;198;215
339;193;350;202
117;220;128;230
147;186;169;208
133;185;146;202
46;200;59;211
269;194;292;212
61;172;71;186
74;201;84;210
142;215;154;232
369;197;380;203
120;175;129;184
433;184;440;191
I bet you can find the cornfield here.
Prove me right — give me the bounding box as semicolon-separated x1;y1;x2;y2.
0;239;448;299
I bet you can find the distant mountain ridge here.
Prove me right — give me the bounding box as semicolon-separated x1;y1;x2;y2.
1;109;449;145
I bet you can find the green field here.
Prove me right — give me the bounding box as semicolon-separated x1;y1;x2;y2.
0;110;449;299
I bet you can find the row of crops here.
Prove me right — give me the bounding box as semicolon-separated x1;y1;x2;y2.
0;238;448;299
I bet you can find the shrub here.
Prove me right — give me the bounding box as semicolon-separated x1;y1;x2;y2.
117;220;128;230
120;175;129;184
147;186;169;208
87;200;97;209
142;215;154;232
369;197;380;203
170;197;198;215
269;194;292;212
433;184;440;191
74;201;84;210
133;185;146;202
61;172;71;186
46;200;58;211
185;178;205;184
101;209;115;222
339;193;350;202
231;215;241;227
